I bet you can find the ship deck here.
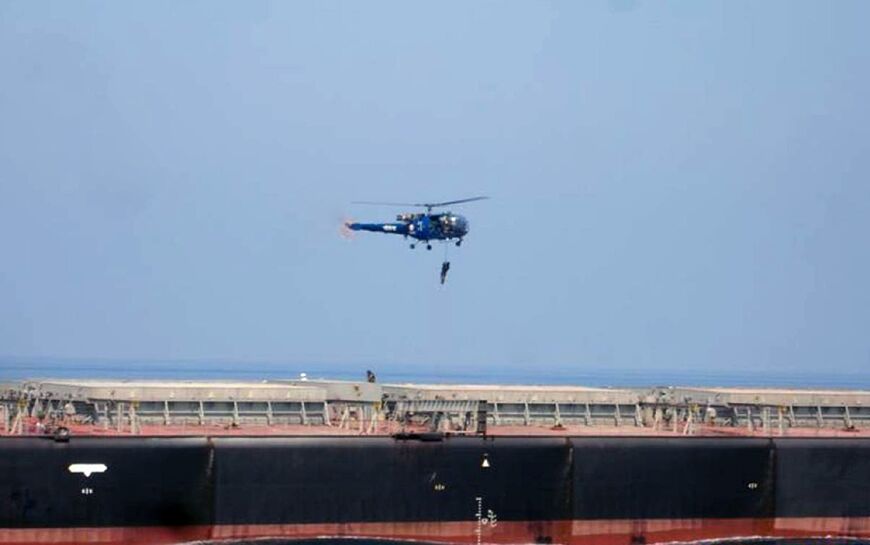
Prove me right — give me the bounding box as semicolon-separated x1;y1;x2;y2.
3;377;870;438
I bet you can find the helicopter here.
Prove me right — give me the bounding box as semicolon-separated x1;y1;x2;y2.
344;196;488;250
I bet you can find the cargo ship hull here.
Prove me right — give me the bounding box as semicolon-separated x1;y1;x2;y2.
2;435;870;544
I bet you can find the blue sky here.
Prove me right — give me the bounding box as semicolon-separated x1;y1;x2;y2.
1;1;869;379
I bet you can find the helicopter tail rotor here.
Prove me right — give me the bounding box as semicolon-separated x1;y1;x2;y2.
339;217;356;240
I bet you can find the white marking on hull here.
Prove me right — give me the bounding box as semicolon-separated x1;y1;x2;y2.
68;463;107;477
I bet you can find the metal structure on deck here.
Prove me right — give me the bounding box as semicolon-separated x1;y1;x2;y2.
2;377;869;436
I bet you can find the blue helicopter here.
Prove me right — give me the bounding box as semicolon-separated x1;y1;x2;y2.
344;196;488;250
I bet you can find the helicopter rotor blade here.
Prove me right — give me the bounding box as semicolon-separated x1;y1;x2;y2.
351;196;489;209
351;201;419;207
421;196;489;208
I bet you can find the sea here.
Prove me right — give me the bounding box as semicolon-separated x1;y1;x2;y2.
2;358;869;389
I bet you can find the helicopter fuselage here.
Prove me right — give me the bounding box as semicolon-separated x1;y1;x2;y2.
347;212;469;243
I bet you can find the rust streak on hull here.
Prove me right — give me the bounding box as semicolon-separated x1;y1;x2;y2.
3;519;870;545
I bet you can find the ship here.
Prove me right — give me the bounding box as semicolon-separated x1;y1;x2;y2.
2;377;870;545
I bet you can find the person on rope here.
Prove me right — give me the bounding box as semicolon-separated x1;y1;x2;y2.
440;261;451;284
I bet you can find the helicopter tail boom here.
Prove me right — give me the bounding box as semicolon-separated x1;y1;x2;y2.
345;222;410;236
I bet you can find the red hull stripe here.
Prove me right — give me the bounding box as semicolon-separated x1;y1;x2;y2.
2;518;870;545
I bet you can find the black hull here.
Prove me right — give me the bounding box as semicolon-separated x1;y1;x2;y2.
2;436;870;544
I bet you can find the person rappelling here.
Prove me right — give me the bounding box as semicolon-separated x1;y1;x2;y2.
440;261;451;284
